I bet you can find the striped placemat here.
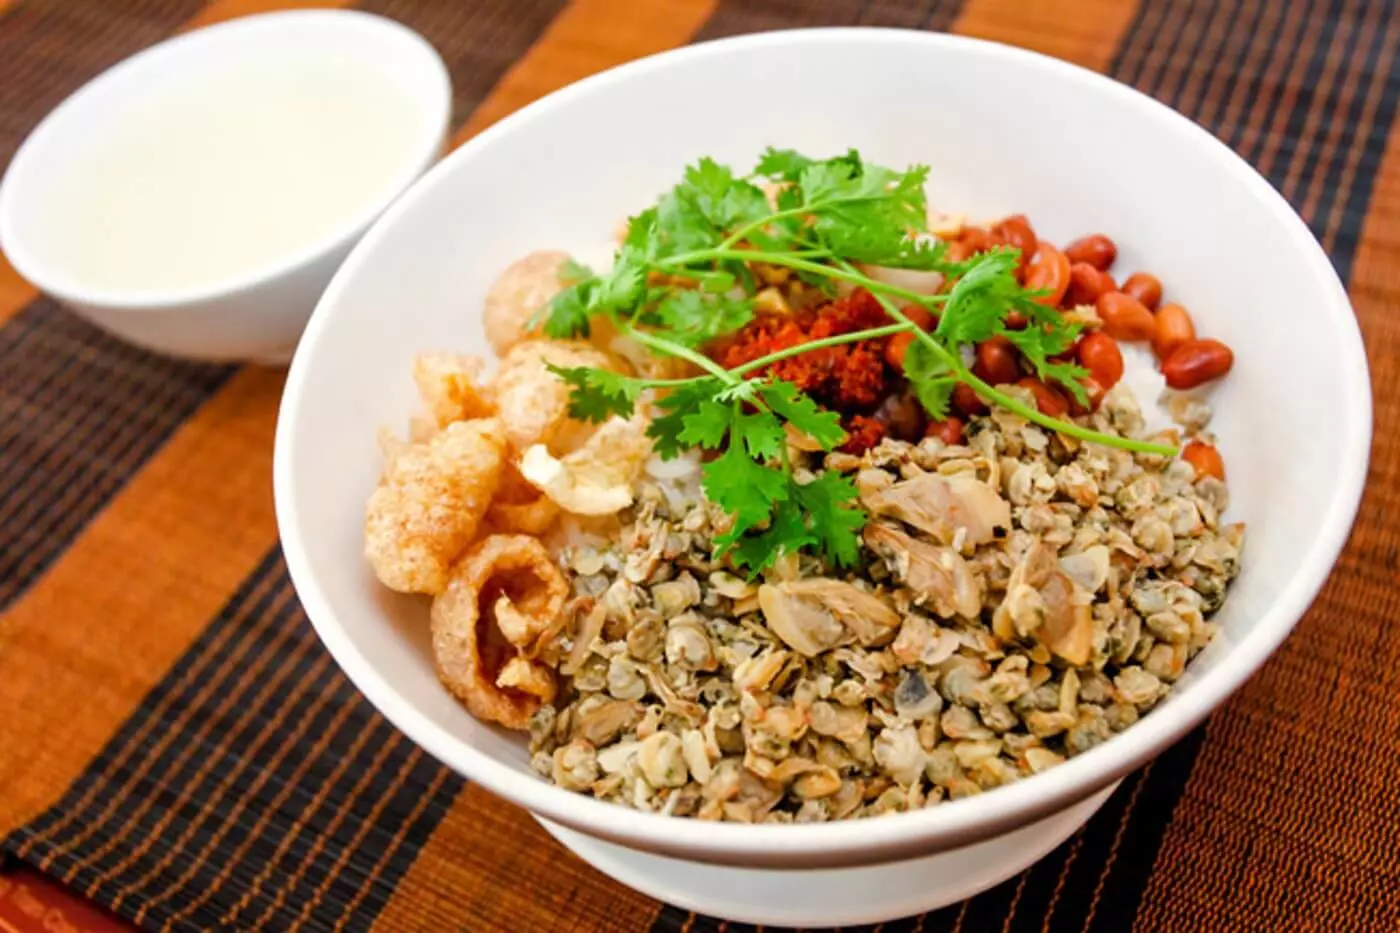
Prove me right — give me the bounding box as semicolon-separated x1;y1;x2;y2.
1;1;1397;931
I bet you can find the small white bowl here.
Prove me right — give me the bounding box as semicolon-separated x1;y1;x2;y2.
274;28;1371;926
0;10;449;363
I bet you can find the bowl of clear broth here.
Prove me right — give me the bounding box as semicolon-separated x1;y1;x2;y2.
0;9;449;363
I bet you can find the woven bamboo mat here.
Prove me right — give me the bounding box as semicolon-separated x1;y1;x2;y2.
1;1;1397;931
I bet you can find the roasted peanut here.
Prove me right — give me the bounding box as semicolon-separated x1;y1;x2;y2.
1095;291;1157;342
990;214;1037;273
873;392;925;442
1082;376;1107;412
1017;377;1069;417
901;305;935;330
1064;234;1117;271
1076;331;1125;388
1161;339;1233;389
885;331;914;369
974;335;1022;385
1067;376;1107;416
945;226;992;263
924;416;965;446
1025;242;1071;306
1152;303;1196;361
952;382;989;416
1120;272;1163;310
1182;440;1225;480
1063;262;1117;307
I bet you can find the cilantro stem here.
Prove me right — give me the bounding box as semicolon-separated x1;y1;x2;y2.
661;250;943;308
717;206;810;251
620;323;739;385
959;369;1176;455
717;193;893;252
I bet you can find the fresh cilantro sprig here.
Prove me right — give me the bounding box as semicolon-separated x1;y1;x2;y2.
537;148;1176;572
664;381;862;571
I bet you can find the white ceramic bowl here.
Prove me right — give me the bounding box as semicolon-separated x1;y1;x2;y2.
274;29;1371;925
0;10;449;363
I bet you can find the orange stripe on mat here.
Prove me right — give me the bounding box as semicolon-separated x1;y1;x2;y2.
0;253;37;327
950;0;1140;71
0;366;282;837
379;2;716;928
448;0;717;149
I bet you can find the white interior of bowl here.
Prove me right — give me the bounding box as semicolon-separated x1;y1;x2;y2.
0;9;449;309
275;29;1370;867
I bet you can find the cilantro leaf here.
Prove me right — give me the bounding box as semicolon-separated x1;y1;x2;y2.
790;156;942;269
596;256;646;311
753;147;862;184
684;157;771;231
1000;319;1082;368
758;380;846;450
649;379;724;459
934;249;1025;347
559;258;594;285
715;379;763;404
727;499;813;573
900;338;958;421
753;147;813;181
793;471;866;567
649;158;772;259
547;365;646;422
702;444;790;537
541;278;596;338
647;289;754;348
730;408;786;461
623;207;659;255
676;399;732;449
538;250;648;339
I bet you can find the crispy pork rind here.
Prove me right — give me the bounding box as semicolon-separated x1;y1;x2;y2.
483;461;561;536
413;352;496;428
430;534;568;730
518;415;651;516
492;338;616;453
364;418;507;594
483;250;570;356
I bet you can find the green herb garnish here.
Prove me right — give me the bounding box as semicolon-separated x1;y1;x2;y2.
538;148;1176;571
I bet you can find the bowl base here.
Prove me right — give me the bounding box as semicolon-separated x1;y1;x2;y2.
536;781;1118;927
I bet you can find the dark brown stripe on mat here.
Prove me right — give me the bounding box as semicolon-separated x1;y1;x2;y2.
692;0;963;40
2;550;464;933
0;0;206;171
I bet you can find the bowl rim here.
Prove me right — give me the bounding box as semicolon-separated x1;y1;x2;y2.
275;26;1372;864
0;9;451;312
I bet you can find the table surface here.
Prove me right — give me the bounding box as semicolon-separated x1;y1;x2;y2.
1;1;1398;931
